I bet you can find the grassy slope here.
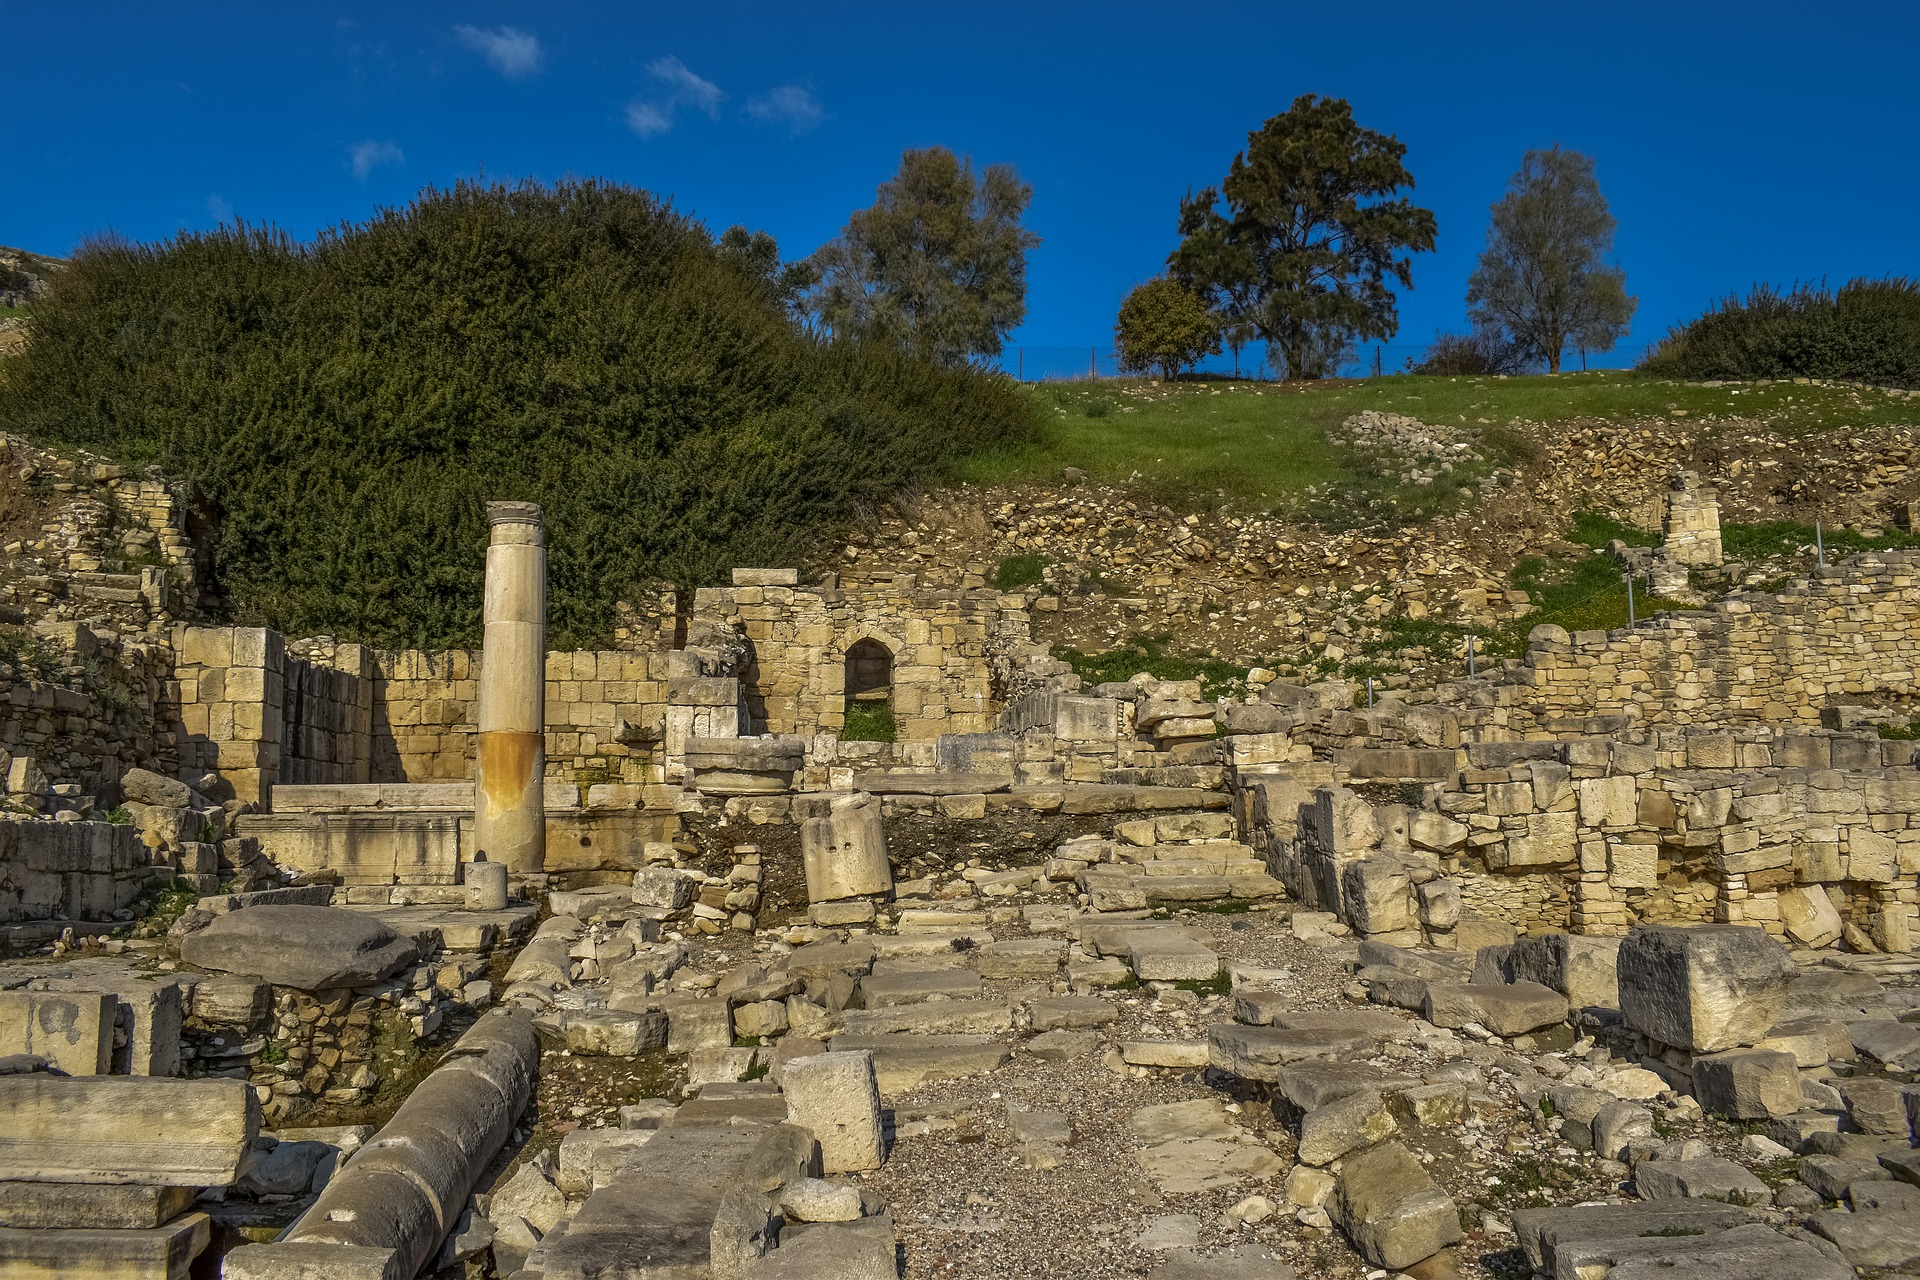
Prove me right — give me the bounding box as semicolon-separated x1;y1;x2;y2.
960;371;1920;512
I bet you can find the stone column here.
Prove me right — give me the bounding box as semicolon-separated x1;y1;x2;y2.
475;502;546;874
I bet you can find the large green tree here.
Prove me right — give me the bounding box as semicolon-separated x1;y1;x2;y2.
1114;277;1220;380
808;147;1040;365
0;180;1037;648
1169;95;1436;380
1466;147;1637;373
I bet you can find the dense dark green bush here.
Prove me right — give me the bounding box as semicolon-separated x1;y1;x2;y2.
1641;277;1920;387
0;180;1038;647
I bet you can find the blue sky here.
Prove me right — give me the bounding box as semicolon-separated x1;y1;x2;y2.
6;2;1917;374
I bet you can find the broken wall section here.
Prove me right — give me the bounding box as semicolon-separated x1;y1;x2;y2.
1450;551;1920;734
1246;724;1920;954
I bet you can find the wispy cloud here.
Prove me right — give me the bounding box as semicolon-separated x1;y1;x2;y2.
206;194;234;224
745;84;824;135
454;24;544;79
625;101;674;139
626;56;725;138
349;139;404;182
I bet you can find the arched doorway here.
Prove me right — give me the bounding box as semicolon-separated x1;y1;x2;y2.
842;638;895;741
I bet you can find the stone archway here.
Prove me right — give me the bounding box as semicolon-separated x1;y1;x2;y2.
842;637;896;741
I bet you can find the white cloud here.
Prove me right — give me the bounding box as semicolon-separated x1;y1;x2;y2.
624;101;674;139
349;139;404;182
648;56;723;116
745;84;824;135
625;55;725;138
206;194;234;224
454;25;544;79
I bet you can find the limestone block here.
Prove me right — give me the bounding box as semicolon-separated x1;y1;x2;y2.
1506;933;1622;1009
1297;1089;1397;1165
1849;829;1899;883
1577;775;1639;828
632;866;695;910
1407;811;1468;853
1341;858;1415;935
782;1050;884;1173
745;1213;897;1280
0;991;115;1075
1618;925;1795;1052
1129;935;1220;982
1503;810;1577;867
0;1182;195;1230
1416;878;1461;931
1634;1157;1769;1205
180;906;416;989
220;1242;398;1279
0;1077;258;1184
1330;1140;1463;1271
1692;1049;1804;1119
1779;885;1844;948
1307;787;1380;854
1422;982;1567;1037
799;793;892;902
0;1213;212;1279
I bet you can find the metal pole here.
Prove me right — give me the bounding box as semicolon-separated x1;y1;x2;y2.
1367;677;1375;708
1090;347;1096;379
1626;573;1636;627
1816;520;1825;565
1467;634;1477;678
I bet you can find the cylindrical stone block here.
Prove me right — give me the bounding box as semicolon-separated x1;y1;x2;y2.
475;502;546;873
268;1011;538;1278
799;792;892;902
464;859;509;911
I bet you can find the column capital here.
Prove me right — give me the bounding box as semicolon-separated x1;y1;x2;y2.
487;501;544;529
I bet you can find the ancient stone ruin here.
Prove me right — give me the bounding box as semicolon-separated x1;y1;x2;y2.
4;463;1920;1279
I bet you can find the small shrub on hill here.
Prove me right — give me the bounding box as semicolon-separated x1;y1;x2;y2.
0;180;1038;648
1413;330;1530;376
1640;277;1920;388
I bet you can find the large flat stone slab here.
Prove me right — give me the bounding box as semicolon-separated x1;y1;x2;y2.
1808;1207;1920;1269
0;1212;210;1280
1510;1201;1756;1271
856;971;982;1008
829;1034;1011;1094
1208;1023;1380;1082
1556;1222;1853;1280
0;1182;195;1230
180;905;417;989
834;1001;1011;1036
0;1076;257;1185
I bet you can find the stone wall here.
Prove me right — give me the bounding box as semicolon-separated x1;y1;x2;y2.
235;783;676;894
694;574;1033;742
1455;551;1920;734
369;648;670;783
0;625;176;798
0;819;161;924
1248;724;1920;952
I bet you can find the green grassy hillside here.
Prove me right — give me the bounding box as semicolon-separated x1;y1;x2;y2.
961;372;1920;512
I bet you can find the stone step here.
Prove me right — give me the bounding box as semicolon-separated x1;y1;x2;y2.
1207;1015;1407;1082
1510;1200;1758;1273
830;1034;1013;1094
0;1213;211;1280
871;930;993;957
857;971;983;1008
834;1001;1012;1036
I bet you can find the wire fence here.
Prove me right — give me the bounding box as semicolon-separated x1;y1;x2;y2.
997;341;1657;382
